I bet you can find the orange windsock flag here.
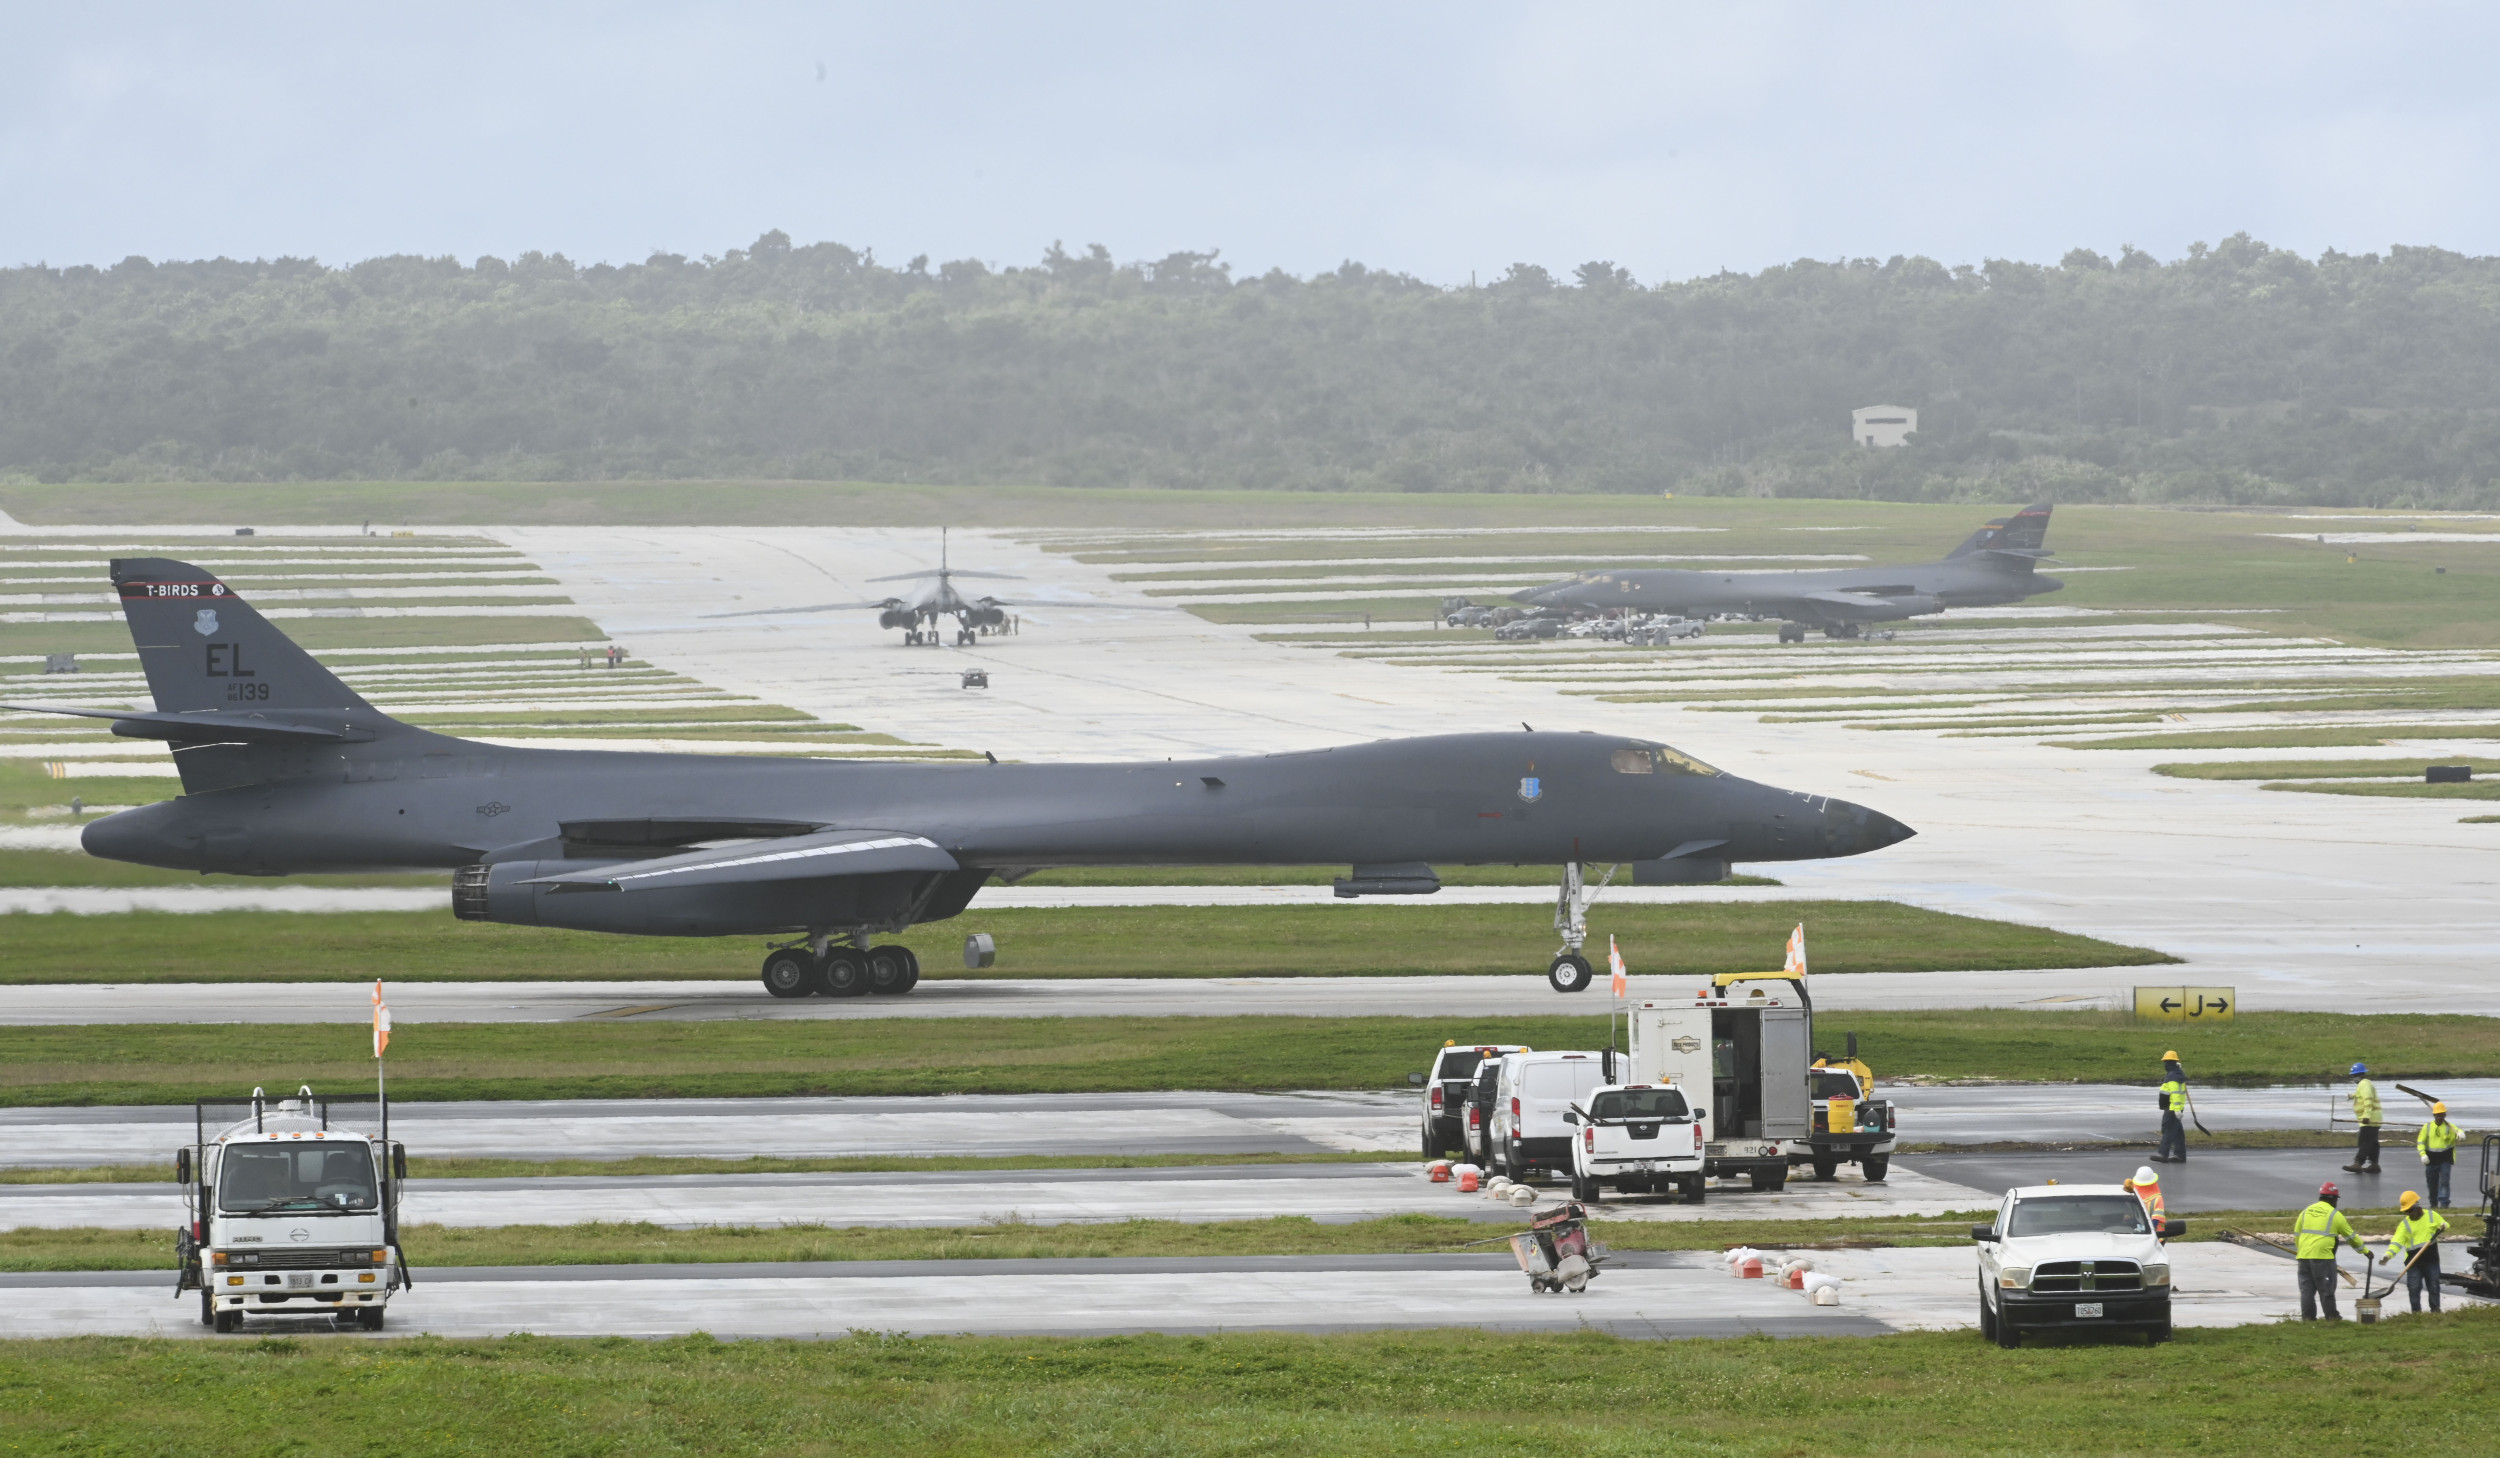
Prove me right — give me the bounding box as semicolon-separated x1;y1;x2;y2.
1608;934;1627;999
1783;923;1807;978
372;979;391;1059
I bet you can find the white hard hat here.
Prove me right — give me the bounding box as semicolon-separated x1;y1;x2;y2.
2133;1165;2157;1185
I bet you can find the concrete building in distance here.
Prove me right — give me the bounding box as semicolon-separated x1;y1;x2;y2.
1852;405;1917;447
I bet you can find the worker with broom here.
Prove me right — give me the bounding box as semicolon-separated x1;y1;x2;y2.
2293;1181;2368;1321
2153;1052;2190;1164
2378;1190;2450;1314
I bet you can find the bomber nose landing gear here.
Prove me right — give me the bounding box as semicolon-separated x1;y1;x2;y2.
1545;861;1616;993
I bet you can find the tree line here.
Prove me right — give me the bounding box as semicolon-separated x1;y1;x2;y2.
4;230;2499;505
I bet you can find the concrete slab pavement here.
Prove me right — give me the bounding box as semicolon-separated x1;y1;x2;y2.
0;1242;2402;1341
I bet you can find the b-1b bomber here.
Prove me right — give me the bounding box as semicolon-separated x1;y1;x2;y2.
16;558;1914;996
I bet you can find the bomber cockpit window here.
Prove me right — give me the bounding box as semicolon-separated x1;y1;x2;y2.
1613;744;1722;777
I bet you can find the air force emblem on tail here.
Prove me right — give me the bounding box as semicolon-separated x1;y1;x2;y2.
193;609;219;636
1518;776;1542;803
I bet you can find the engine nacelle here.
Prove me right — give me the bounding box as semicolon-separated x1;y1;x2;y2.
964;605;1006;629
878;609;916;631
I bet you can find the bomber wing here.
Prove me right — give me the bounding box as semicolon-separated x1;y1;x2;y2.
524;829;958;893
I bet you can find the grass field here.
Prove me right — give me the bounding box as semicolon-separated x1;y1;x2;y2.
0;899;2167;985
2262;780;2500;800
2054;725;2500;751
5;1315;2497;1456
3;1010;2490;1106
2153;758;2500;780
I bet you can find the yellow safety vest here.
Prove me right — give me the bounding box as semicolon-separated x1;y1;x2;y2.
2419;1119;2462;1157
2293;1200;2356;1260
2352;1079;2381;1125
2159;1080;2187;1115
2386;1208;2450;1258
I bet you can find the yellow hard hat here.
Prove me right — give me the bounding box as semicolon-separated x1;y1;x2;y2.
2162;1051;2180;1062
2400;1190;2421;1210
2433;1102;2448;1116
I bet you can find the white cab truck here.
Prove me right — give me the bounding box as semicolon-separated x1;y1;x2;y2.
175;1087;409;1333
1622;973;1814;1191
1566;1082;1707;1203
1973;1183;2184;1347
1489;1049;1614;1181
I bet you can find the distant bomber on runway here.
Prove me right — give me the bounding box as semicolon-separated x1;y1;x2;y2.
16;559;1913;996
1513;502;2062;642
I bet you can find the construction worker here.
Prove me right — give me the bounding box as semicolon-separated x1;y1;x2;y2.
2417;1102;2463;1208
2124;1164;2167;1234
2380;1190;2451;1314
2293;1181;2367;1320
2153;1053;2188;1163
2343;1063;2381;1174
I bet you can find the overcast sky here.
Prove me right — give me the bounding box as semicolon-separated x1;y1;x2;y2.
6;2;2496;284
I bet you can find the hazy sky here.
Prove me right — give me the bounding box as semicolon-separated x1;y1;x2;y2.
6;2;2496;283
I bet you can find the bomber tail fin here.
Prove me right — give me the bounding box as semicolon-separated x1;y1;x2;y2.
111;558;381;717
1944;502;2055;559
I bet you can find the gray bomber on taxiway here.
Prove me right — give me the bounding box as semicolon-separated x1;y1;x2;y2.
16;558;1913;996
1514;503;2062;642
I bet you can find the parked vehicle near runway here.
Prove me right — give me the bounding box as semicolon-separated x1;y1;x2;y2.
1784;1038;1898;1183
1567;1081;1707;1204
1623;973;1816;1191
1973;1183;2184;1347
1491;1050;1612;1181
1419;1042;1527;1158
175;1086;408;1334
23;558;1908;998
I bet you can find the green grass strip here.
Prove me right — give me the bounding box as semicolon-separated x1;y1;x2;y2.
2;1009;2491;1107
3;1311;2497;1454
0;900;2167;985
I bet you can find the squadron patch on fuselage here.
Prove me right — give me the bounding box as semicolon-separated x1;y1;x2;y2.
193;608;220;636
1518;776;1542;803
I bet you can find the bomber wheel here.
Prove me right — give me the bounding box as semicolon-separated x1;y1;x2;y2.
761;950;816;999
865;946;913;995
1861;1154;1890;1184
893;947;920;993
1547;954;1595;993
818;951;869;997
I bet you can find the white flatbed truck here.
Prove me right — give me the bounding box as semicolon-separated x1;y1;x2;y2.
175;1086;410;1332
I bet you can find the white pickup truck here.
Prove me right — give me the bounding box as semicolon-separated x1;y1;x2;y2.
1567;1082;1707;1204
1972;1183;2183;1347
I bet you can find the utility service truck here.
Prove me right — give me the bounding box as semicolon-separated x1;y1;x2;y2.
175;1086;410;1332
1621;972;1817;1191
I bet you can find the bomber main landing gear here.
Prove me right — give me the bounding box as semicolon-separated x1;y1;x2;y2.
758;936;923;998
1776;623;1807;644
1544;861;1617;993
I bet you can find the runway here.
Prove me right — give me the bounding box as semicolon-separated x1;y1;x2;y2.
483;525;2500;1012
0;1242;2375;1341
12;1083;2490;1170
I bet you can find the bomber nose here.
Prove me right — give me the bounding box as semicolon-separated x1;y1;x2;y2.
1823;798;1915;857
1510;584;1552;604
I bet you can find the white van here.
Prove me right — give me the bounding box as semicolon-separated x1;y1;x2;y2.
1490;1050;1612;1181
